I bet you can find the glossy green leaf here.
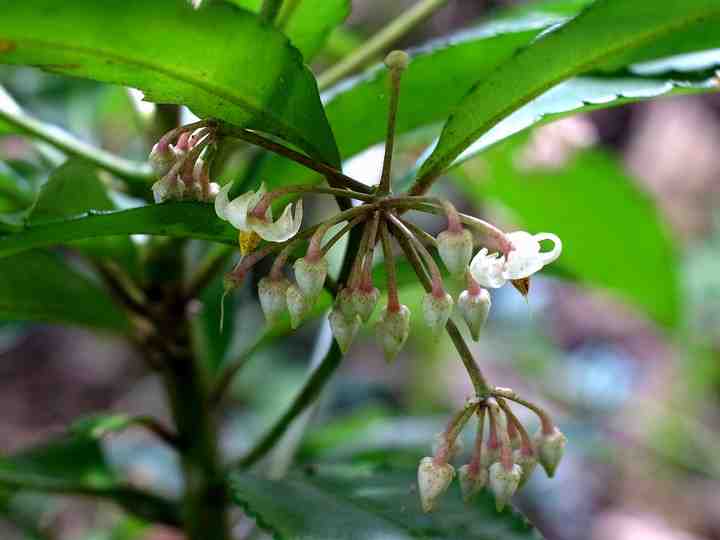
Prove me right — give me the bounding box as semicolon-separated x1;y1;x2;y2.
0;0;339;166
26;160;139;274
232;466;543;540
0;202;236;258
457;134;679;327
0;249;130;331
417;0;720;183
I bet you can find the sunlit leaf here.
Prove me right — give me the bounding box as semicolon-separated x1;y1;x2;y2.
0;0;339;165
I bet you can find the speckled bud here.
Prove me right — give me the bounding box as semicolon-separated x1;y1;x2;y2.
534;427;567;478
336;287;357;320
417;457;455;513
258;276;290;324
457;288;491;341
294;256;328;300
458;464;488;502
513;448;538;487
353;286;380;322
422;291;453;335
286;284;311;329
329;308;361;354
488;462;522;511
437;229;473;276
376;305;411;362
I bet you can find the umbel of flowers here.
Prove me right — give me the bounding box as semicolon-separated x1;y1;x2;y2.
149;50;565;513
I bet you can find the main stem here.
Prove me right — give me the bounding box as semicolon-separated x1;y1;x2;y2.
143;244;230;540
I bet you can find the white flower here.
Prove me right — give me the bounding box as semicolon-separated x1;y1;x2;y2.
215;183;303;243
469;232;561;288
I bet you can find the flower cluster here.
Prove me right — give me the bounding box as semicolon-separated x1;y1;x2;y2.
149;121;220;204
148;50;568;513
418;390;566;513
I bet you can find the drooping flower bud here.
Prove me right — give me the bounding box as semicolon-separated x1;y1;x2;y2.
293;256;328;300
417;457;455;513
534;427;567;478
488;462;522;511
336;287;358;320
458;464;488;503
152;175;185;203
353;285;380;322
422;291;453;335
457;288;491;341
437;229;473;276
513;448;538;487
329;308;361;354
149;141;176;177
376;305;411;361
431;432;463;461
286;284;312;329
257;276;290;324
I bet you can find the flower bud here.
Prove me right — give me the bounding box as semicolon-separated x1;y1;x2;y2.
294;256;328;300
417;457;455;513
149;142;176;177
458;464;488;502
151;175;184;203
488;462;522;511
534;427;567;478
329;308;361;354
258;276;290;324
422;291;453;335
431;432;463;461
336;287;358;320
286;284;312;329
385;50;409;71
353;286;380;322
376;305;411;361
513;448;538;487
437;229;473;276
457;288;491;341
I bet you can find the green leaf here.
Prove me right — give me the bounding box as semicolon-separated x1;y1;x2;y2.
223;0;350;60
457;134;679;327
0;0;339;166
0;161;32;211
417;0;720;183
0;202;236;258
26;160;139;274
277;0;351;61
0;250;130;332
232;467;543;540
0;429;180;526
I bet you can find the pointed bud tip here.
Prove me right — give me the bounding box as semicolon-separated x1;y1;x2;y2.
437;228;473;276
294;256;329;300
418;457;455;513
422;291;453;335
376;304;411;362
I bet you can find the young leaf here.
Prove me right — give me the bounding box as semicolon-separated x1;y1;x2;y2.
416;0;720;186
0;202;236;258
0;0;339;166
225;0;351;60
232;467;543;539
0;250;130;332
456;133;680;327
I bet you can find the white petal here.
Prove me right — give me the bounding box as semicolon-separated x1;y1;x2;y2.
249;200;303;242
225;190;262;231
214;182;232;220
469;248;507;288
503;250;544;280
534;233;562;265
505;231;540;253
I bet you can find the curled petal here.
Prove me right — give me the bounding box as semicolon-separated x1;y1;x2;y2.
469;248;507;288
214;183;232;220
535;233;562;265
225;189;264;231
503;231;543;279
249;200;303;243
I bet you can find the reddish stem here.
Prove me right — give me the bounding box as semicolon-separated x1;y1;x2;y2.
466;271;482;297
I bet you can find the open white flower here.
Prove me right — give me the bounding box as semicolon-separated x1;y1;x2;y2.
215;183;303;243
469;232;562;288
